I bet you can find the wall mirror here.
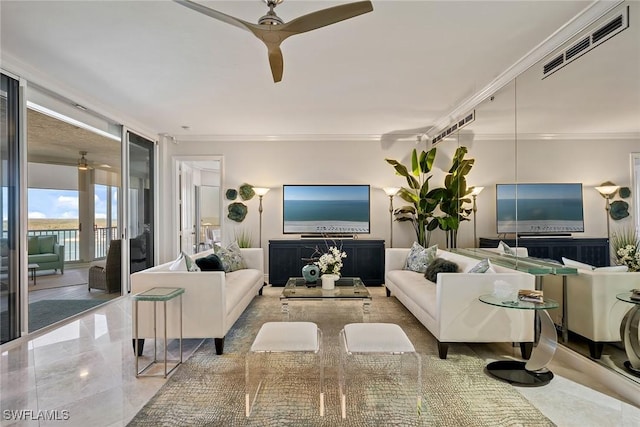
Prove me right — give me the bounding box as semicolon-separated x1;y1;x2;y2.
513;2;640;384
443;1;640;386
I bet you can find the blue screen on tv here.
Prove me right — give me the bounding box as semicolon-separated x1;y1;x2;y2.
283;185;370;234
496;183;584;234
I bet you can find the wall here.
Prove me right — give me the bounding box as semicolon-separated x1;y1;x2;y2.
159;137;443;264
157;135;638;270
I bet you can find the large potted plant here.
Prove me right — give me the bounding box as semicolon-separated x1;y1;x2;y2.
436;146;474;248
385;147;443;247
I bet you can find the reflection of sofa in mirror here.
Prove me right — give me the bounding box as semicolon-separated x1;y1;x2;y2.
545;270;640;359
88;240;122;293
6;235;65;274
130;231;150;273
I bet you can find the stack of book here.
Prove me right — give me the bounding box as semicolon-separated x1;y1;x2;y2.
518;289;544;303
631;289;640;301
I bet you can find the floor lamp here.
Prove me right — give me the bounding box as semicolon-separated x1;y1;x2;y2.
470;186;484;248
383;187;400;248
253;187;270;248
594;184;619;245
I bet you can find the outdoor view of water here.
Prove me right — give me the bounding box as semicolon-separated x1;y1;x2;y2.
496;198;583;221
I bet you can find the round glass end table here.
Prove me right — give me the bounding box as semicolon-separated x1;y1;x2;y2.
615;292;640;376
479;294;559;386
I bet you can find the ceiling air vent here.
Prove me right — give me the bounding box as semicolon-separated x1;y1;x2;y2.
431;110;475;145
542;5;629;79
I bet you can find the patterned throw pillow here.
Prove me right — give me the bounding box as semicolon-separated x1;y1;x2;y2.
215;242;246;273
169;252;200;272
182;251;199;272
404;242;438;273
469;258;491;273
424;258;459;282
498;241;516;256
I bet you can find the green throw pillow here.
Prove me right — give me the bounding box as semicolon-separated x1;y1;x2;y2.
214;242;246;273
404;242;438;273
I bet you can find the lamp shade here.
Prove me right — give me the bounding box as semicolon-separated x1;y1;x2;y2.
594;185;619;197
383;187;400;196
253;187;270;196
470;186;485;196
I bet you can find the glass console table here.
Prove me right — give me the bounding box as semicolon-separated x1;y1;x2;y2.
479;294;559;386
450;248;576;341
615;292;640;376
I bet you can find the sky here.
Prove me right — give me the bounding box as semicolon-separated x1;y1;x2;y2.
284;185;370;201
26;186;116;220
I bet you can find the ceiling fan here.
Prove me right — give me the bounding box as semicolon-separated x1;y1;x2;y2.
174;0;374;82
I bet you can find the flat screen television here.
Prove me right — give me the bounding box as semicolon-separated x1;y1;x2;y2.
496;183;584;235
282;185;370;235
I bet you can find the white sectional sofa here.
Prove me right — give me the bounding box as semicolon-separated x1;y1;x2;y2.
130;248;264;355
385;248;536;359
544;269;640;359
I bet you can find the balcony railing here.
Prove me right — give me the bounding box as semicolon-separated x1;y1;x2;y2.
27;227;118;262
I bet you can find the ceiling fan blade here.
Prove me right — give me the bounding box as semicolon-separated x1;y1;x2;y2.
173;0;254;33
267;45;284;83
281;1;373;36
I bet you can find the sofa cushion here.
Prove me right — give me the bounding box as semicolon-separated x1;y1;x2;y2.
387;270;438;318
225;268;262;314
594;265;629;272
28;237;39;255
562;257;595;270
169;253;188;271
404;242;437;273
38;235;56;254
196;254;225;271
424;258;459;282
215;242;246;272
29;253;59;264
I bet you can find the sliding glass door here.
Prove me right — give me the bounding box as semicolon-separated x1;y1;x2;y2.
1;73;21;344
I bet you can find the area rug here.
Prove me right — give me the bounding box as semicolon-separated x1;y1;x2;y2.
128;288;555;426
29;269;87;291
28;299;106;332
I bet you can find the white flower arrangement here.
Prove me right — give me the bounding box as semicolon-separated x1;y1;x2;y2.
316;246;347;275
616;244;640;272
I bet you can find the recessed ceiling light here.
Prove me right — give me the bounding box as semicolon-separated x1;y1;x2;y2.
181;125;190;130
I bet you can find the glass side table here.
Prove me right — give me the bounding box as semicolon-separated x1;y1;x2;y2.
615;292;640;376
132;287;185;378
479;294;559;386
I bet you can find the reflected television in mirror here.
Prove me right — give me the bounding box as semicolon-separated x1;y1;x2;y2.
496;183;585;235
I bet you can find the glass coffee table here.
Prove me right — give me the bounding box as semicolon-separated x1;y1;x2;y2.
280;277;372;319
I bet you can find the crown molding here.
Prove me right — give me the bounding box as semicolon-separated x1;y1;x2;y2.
429;0;624;136
174;134;385;143
468;131;640;141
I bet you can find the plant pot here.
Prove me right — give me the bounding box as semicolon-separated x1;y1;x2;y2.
321;274;339;290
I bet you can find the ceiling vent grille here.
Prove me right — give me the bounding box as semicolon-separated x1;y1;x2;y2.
542;5;629;78
431;110;475;145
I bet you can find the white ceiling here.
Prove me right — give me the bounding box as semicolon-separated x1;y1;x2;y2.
2;0;618;141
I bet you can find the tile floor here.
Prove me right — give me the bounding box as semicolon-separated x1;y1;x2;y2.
1;288;640;426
